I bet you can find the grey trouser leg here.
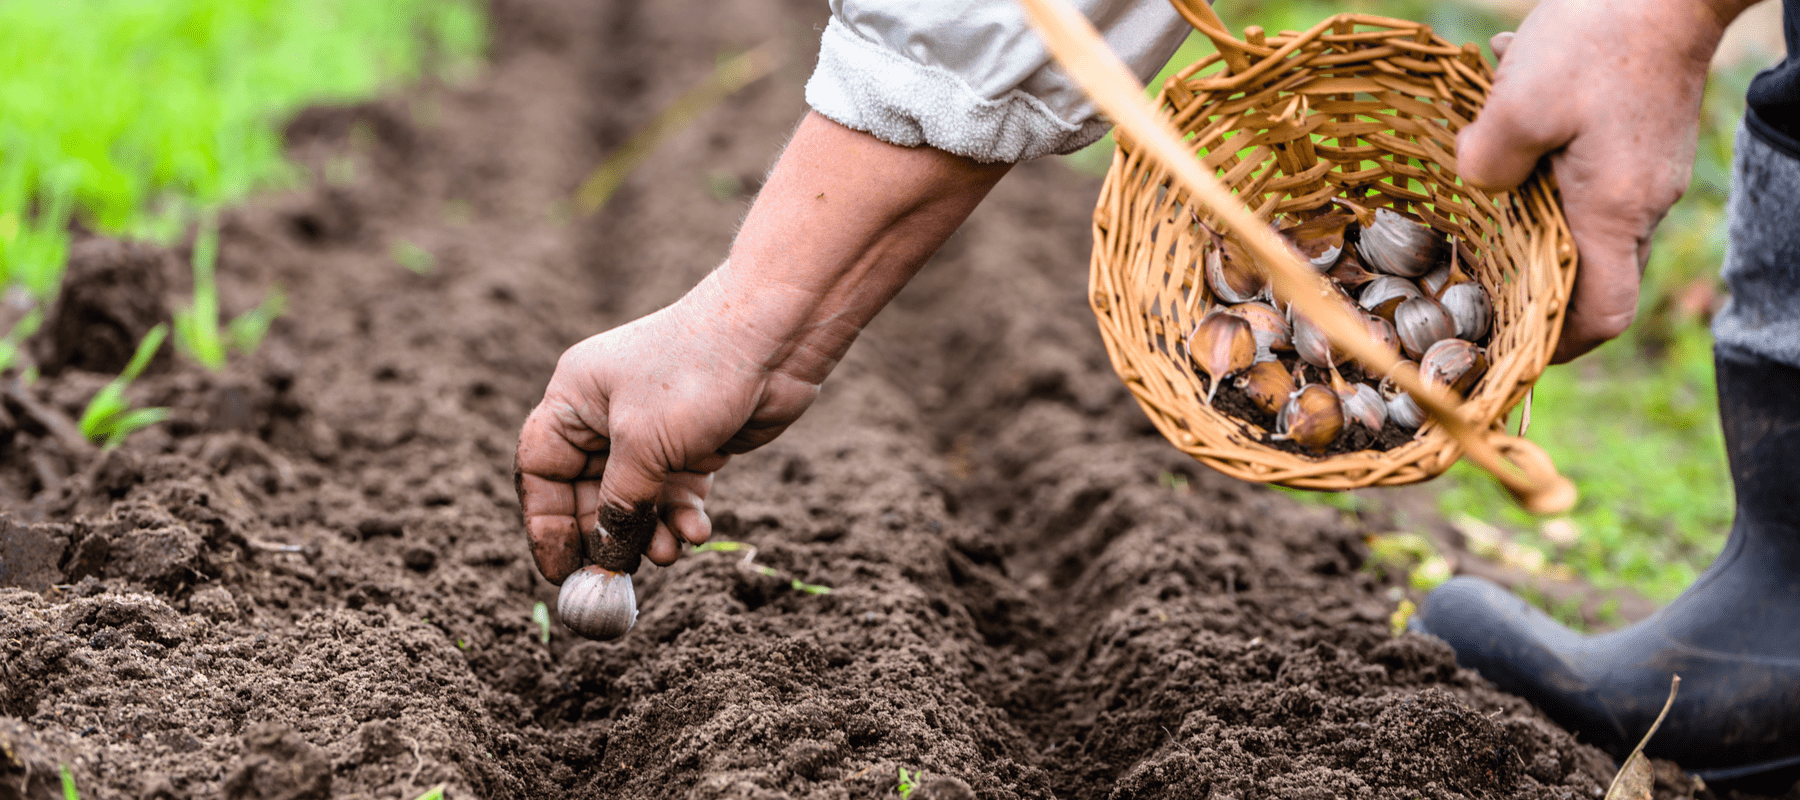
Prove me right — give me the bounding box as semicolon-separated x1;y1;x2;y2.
1714;125;1800;368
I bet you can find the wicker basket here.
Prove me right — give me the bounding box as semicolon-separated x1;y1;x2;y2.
1086;6;1578;493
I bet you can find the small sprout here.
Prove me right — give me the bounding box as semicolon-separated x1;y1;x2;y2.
1388;598;1417;637
391;240;435;275
696;541;833;595
456;638;468;650
896;767;923;799
532;601;551;645
79;323;171;448
61;764;79;800
1158;471;1190;493
412;785;447;800
173;219;227;370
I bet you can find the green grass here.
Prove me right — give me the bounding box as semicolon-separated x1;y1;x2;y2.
0;0;485;300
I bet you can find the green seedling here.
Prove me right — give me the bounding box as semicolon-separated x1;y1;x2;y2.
59;764;79;800
532;601;551;644
576;41;783;214
692;540;833;595
412;784;447;800
895;767;922;799
172;220;226;370
391;240;435;275
228;286;287;355
173;220;288;369
78;323;170;449
0;306;43;372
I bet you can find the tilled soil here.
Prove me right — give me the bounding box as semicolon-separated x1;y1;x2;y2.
0;1;1759;798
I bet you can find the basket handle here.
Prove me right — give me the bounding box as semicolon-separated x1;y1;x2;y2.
1164;0;1252;73
1016;0;1577;515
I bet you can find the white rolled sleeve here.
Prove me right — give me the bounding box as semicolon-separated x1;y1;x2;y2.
805;1;1192;163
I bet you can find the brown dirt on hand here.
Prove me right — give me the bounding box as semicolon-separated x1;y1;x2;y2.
0;1;1767;799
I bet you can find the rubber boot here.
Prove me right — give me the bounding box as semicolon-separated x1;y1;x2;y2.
1413;348;1800;784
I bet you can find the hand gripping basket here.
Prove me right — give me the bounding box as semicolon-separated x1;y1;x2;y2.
1023;0;1579;511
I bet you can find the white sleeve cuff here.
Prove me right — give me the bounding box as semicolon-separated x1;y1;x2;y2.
805;2;1188;164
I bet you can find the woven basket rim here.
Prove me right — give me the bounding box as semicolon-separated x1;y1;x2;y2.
1089;13;1578;491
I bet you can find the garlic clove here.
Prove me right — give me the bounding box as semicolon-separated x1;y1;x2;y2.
557;565;639;641
1230;301;1292;353
1343;383;1388;430
1235;359;1295;416
1289;290;1356;370
1310;244;1342;272
1189;311;1257;404
1394;296;1456;360
1420;338;1490;396
1361;313;1402;369
1275;383;1344;453
1356;208;1449;278
1202;228;1267;304
1358;275;1423;323
1384;390;1426;431
1440;282;1493;342
1420;262;1454;297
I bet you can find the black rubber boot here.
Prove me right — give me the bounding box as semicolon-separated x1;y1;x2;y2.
1413;348;1800;784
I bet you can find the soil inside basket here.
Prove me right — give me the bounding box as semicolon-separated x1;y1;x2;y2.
0;2;1739;798
1205;359;1423;457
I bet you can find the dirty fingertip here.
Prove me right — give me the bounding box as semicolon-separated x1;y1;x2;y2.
646;525;682;566
670;505;712;546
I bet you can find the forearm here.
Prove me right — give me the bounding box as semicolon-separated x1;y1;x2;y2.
685;112;1012;386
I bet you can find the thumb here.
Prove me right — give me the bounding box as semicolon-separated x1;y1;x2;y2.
592;429;670;566
1456;100;1568;193
1455;34;1575;192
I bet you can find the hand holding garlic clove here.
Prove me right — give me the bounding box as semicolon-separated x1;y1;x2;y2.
556;503;661;641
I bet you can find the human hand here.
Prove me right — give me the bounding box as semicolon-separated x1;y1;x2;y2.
514;114;1010;586
1454;0;1752;362
514;273;820;584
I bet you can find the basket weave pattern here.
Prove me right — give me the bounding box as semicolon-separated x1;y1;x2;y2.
1090;15;1578;490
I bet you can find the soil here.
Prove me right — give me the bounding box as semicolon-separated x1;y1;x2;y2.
0;1;1784;799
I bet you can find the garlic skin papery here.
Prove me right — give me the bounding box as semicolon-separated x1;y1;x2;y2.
1235;360;1296;415
1276;383;1344;453
1394;296;1455;360
1356;208;1449;278
558;565;639;641
1440;282;1493;342
1190;311;1257;403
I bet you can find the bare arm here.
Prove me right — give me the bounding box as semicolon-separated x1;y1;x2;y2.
515;112;1011;583
1456;0;1758;362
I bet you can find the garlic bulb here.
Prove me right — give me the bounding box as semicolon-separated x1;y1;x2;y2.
1420;262;1455;297
557;566;639;641
1394;296;1455;360
1356;208;1449;278
1440;282;1492;341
